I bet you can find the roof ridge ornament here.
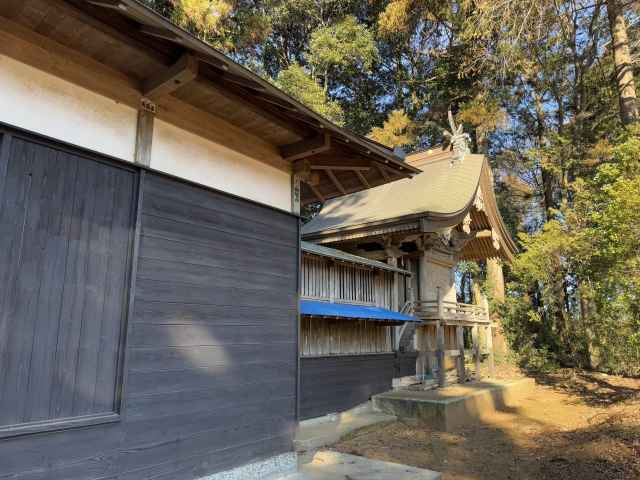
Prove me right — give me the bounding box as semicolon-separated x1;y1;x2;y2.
443;110;471;165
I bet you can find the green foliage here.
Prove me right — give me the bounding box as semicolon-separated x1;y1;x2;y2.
309;15;378;80
141;0;640;375
502;132;640;376
368;110;416;147
275;64;345;125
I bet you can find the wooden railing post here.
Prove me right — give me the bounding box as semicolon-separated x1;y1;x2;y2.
472;324;481;381
456;325;465;383
436;322;446;387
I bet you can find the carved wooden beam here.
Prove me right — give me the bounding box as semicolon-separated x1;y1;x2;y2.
281;133;331;162
143;53;199;100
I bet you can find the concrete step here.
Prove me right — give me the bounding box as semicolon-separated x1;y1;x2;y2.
373;377;536;431
283;451;442;480
294;402;396;452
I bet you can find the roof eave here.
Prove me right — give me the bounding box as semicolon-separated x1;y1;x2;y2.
115;0;420;177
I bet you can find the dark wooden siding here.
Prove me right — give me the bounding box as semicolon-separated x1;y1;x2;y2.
0;135;136;429
395;351;418;377
300;354;394;420
0;131;299;480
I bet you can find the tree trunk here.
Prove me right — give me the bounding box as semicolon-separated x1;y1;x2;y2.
607;0;639;125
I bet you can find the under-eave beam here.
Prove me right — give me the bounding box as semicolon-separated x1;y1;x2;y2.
143;53;199;100
280;132;331;162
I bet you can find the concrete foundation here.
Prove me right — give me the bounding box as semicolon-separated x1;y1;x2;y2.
200;452;297;480
294;401;396;452
286;451;441;480
372;378;536;431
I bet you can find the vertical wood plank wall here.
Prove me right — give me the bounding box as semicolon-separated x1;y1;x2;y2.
0;129;299;480
299;317;393;356
0;135;137;428
301;255;397;309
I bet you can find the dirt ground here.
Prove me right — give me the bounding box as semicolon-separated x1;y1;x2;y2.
332;367;640;480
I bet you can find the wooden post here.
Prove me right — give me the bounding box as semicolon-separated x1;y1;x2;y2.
485;325;495;377
436;322;446;387
456;325;465;383
134;99;156;166
472;324;481;381
291;171;302;215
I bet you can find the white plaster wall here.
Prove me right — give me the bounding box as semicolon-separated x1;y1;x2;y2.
151;119;291;211
0;55;137;161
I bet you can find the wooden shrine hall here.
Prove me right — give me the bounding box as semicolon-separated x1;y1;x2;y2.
303;146;518;387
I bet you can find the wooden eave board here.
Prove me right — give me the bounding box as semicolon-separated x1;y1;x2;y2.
172;79;301;146
0;0;418;190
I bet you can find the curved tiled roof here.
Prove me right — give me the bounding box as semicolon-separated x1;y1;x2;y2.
303;148;518;262
303;151;484;234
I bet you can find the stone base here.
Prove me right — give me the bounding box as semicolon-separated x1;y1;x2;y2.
200;452;297;480
295;401;396;452
373;378;536;431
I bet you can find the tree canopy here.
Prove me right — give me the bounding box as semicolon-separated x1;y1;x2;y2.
144;0;640;375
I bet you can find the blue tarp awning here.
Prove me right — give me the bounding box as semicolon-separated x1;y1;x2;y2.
300;300;420;323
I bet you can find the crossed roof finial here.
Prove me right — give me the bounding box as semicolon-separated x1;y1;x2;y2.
443;109;471;164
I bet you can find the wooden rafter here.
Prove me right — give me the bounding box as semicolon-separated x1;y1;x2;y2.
375;162;390;181
356;170;371;188
143;53;199;100
281;133;331;162
139;24;182;42
202;78;310;137
87;0;125;10
214;71;266;91
311;165;369;172
325;169;346;195
309;184;326;202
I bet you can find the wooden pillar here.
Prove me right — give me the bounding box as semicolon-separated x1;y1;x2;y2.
456;325;465;383
487;258;510;357
485;324;495;377
472;324;481;380
487;258;505;301
436;322;446;387
436;286;444;318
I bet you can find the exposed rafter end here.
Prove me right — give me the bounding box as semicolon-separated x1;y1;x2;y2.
143;53;199;100
281;132;331;162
